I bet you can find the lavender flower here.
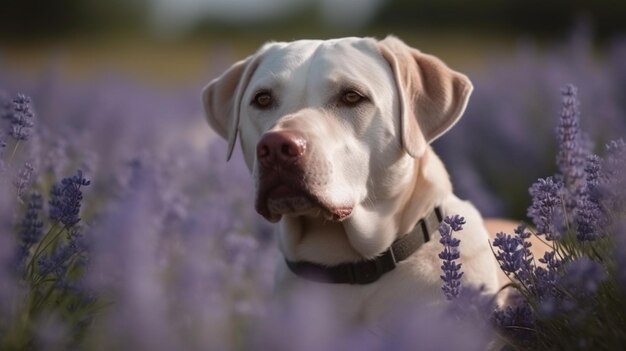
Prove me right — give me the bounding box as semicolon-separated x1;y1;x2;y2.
49;170;90;227
3;94;35;141
605;138;625;158
3;38;625;350
534;251;563;315
492;224;534;285
556;85;587;195
602;139;626;212
550;85;607;241
14;161;35;201
37;232;84;278
560;258;606;297
446;285;496;330
527;176;563;240
14;192;44;273
439;215;466;300
492;301;536;346
575;195;606;241
492;233;522;274
571;152;607;241
537;251;562;277
535;257;606;323
19;192;44;246
584;154;601;187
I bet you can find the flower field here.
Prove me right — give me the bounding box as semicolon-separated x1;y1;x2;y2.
1;31;626;350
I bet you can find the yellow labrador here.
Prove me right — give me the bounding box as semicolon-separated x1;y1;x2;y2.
202;36;500;324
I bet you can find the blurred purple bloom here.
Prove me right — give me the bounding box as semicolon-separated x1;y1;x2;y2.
584;154;601;187
574;194;606;241
40;136;70;180
572;151;607;242
3;94;35;141
560;258;606;297
37;233;83;278
438;215;465;300
534;251;563;315
605;138;626;156
14;192;44;273
547;85;608;241
224;233;259;269
445;285;496;332
49;170;90;227
535;257;606;321
86;195;178;350
528;176;563;240
601;139;626;212
14;161;35;201
556;85;587;196
492;300;535;346
253;286;492;351
19;192;44;246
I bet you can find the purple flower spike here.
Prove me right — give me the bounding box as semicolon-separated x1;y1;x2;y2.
556;84;587;197
20;192;44;246
4;94;35;141
439;215;466;300
49;170;91;227
528;176;563;240
560;258;606;297
492;301;536;345
492;224;534;285
603;139;626;212
15;192;45;273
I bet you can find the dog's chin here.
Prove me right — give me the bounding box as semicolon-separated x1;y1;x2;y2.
256;185;353;223
267;196;320;221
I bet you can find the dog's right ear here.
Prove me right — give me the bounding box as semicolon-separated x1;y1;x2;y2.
202;53;263;161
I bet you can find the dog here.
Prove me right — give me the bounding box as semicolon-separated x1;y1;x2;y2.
202;36;500;325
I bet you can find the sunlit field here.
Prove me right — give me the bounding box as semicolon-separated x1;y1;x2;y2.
1;4;626;349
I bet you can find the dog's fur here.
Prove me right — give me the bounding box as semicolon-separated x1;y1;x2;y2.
202;36;500;325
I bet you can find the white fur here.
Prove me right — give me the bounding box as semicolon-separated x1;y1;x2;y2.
202;36;500;326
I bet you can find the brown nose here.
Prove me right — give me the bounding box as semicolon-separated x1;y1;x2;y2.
256;131;307;168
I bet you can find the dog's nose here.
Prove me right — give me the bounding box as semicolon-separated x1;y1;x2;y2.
257;131;307;167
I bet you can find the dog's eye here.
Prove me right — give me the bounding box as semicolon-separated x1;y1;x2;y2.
341;90;365;106
252;91;273;109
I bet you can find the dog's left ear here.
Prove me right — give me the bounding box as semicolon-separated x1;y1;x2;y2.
377;36;473;158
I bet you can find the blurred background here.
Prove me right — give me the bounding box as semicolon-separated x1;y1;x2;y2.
2;0;626;217
2;0;626;84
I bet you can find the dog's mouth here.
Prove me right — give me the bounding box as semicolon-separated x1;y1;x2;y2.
255;179;353;223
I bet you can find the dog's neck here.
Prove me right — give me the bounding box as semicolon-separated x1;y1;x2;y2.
276;146;452;266
395;147;452;237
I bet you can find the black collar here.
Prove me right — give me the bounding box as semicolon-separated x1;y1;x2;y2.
285;207;443;285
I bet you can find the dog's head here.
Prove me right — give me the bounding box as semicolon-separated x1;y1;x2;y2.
202;36;471;255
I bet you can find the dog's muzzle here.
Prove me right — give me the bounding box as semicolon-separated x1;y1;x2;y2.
254;130;353;222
